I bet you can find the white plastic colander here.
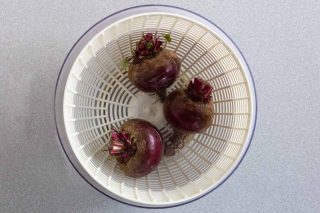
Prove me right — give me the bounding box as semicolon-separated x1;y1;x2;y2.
55;5;257;208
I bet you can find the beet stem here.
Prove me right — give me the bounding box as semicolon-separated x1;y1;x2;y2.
108;128;137;164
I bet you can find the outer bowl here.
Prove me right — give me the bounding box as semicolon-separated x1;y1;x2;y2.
55;4;257;208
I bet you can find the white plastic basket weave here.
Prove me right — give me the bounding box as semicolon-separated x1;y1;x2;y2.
55;5;257;208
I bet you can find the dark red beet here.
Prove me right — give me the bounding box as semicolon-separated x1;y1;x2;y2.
128;49;180;100
124;33;181;102
163;77;214;155
108;119;164;178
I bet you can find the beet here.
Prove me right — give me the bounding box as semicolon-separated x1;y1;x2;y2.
163;77;214;155
123;33;181;102
107;119;164;178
